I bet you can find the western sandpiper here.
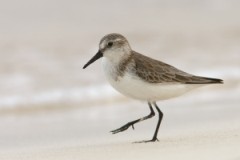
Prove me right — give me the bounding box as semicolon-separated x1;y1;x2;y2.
83;33;223;142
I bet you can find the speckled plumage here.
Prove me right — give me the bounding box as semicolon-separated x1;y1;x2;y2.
114;50;222;84
129;51;222;84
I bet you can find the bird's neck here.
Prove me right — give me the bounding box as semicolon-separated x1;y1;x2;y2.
102;52;133;81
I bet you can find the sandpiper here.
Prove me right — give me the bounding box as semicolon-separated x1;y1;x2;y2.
83;33;223;142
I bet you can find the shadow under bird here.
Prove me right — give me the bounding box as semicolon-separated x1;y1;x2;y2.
83;33;223;143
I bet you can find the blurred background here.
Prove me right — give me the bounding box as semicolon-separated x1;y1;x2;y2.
0;0;239;156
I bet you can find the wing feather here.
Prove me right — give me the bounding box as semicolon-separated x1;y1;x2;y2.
131;51;223;84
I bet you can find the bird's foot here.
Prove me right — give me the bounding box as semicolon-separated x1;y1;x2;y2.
134;137;159;143
110;122;135;134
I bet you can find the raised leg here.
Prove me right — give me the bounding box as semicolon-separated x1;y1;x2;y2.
111;102;155;134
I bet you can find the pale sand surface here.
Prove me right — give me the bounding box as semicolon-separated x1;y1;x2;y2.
0;88;240;160
1;132;240;160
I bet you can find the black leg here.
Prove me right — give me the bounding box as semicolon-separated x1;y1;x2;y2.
151;102;163;141
136;102;163;143
111;102;155;134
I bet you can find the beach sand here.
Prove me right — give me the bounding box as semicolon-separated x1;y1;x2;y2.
0;86;240;160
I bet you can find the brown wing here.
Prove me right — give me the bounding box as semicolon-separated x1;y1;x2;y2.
131;51;223;84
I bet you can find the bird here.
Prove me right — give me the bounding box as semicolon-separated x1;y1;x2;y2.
83;33;223;143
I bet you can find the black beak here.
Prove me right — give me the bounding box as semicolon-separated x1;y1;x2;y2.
83;50;103;69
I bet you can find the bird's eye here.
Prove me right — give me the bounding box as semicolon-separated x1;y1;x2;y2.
107;42;113;47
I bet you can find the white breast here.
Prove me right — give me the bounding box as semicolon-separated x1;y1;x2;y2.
102;58;203;102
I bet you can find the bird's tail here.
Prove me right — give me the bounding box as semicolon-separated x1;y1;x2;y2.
186;76;224;84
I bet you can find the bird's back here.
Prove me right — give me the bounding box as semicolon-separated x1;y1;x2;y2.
131;51;223;84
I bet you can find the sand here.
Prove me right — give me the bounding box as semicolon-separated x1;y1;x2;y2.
0;87;240;160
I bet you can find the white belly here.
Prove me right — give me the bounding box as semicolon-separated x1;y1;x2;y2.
102;58;203;102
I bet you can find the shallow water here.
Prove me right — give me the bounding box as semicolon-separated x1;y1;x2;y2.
1;0;240;111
